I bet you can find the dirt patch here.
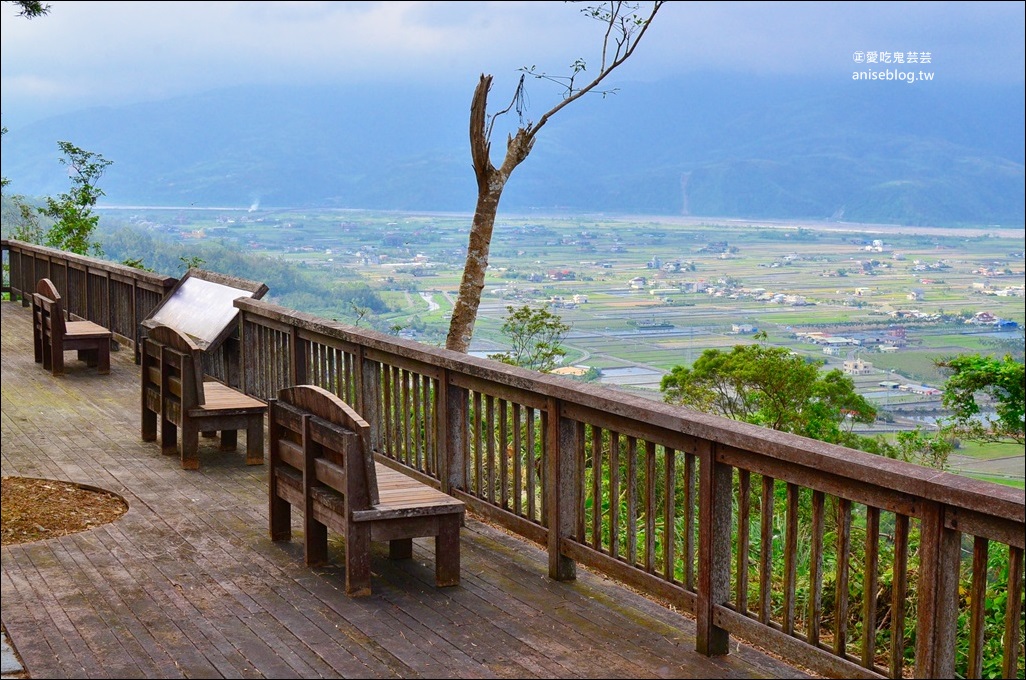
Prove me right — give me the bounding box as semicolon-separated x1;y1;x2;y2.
1;476;128;547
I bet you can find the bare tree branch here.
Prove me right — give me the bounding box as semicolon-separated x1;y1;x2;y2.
446;2;665;352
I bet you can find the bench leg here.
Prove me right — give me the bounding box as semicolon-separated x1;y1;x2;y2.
160;415;177;457
97;342;110;375
245;418;264;465
78;348;97;367
51;342;64;376
434;517;461;588
142;402;157;442
33;324;42;364
180;421;200;470
269;488;292;541
40;333;52;371
304;516;328;567
389;539;413;561
344;524;372;597
219;429;238;451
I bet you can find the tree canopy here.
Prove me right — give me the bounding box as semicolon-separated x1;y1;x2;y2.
660;339;877;446
488;305;571;373
4;1;49;18
37;141;112;256
938;353;1025;444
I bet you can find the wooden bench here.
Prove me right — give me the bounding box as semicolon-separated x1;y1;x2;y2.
141;324;267;470
32;278;112;376
268;385;465;597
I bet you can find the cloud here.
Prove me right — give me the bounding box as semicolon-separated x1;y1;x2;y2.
2;1;1022;128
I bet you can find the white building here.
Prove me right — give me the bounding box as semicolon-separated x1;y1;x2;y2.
843;357;874;375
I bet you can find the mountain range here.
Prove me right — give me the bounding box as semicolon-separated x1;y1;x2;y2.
2;71;1023;227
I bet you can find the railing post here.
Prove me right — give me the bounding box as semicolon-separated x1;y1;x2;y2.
914;503;960;678
25;250;35;304
230;334;243;389
697;441;732;656
102;270;112;332
360;350;382;453
1;241;11;299
443;375;468;493
10;245;23;303
18;248;30;307
131;279;140;362
290;326;308;386
238;310;252;396
547;398;578;581
82;263;91;320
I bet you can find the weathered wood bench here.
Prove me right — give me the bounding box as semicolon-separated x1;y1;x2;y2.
141;324;267;469
268;385;465;597
32;278;112;376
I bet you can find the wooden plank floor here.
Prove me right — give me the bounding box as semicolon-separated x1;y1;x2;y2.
1;300;811;679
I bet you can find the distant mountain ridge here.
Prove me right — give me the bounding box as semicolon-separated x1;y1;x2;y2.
2;72;1023;227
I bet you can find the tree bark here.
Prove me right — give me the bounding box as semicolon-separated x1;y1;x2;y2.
445;74;533;353
446;178;504;353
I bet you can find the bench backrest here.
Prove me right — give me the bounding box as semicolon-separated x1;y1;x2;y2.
33;278;66;339
143;324;208;407
270;385;378;510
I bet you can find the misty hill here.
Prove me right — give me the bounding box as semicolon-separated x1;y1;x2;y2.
2;72;1023;227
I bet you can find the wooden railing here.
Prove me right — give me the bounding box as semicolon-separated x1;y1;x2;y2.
3;239;1022;678
3;240;238;385
2;239;176;354
236;297;1025;680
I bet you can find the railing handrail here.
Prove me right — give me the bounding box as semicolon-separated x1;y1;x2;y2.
235;297;1025;523
2;239;178;289
2;239;178;357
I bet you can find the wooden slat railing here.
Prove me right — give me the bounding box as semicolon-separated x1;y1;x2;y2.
235;297;1025;680
3;240;241;386
2;239;176;354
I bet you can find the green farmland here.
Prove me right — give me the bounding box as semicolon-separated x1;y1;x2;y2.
97;206;1025;481
102;207;1024;377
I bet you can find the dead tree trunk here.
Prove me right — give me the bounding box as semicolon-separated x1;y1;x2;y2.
446;74;534;353
444;2;665;354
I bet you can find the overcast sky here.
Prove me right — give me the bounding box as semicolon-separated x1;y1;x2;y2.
2;1;1024;129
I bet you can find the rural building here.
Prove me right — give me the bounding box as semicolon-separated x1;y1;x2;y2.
899;384;942;396
551;366;590;377
967;311;998;325
843;357;874;375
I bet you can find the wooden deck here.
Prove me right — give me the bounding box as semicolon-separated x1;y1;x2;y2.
0;299;809;679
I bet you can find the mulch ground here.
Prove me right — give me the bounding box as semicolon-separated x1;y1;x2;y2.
1;475;128;547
